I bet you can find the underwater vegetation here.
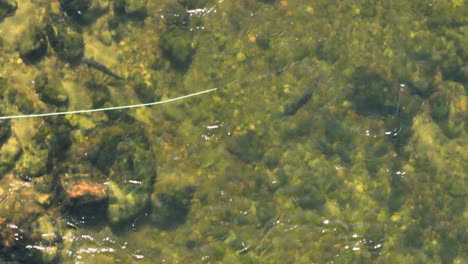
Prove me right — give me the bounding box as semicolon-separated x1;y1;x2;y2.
0;0;466;263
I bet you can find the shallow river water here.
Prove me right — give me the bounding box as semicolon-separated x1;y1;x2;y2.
0;0;466;263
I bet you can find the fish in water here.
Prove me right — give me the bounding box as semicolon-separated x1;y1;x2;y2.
81;58;125;80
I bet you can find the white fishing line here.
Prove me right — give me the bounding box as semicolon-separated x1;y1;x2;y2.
0;88;217;120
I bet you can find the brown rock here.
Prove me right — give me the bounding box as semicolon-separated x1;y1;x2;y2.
60;173;107;206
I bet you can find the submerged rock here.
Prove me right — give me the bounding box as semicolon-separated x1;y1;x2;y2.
57;164;108;225
47;22;84;63
61;0;110;23
0;77;18;106
0;119;10;144
113;0;147;18
17;25;48;63
30;215;62;263
0;0;17;22
60;0;92;17
34;74;69;107
151;185;196;229
0;175;45;262
349;67;395;116
227;130;266;163
429;80;467;137
107;139;156;225
159;28;194;72
163;3;189;27
13;146;49;181
0;136;21;177
60;173;107;206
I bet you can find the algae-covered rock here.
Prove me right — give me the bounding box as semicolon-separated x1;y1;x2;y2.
31;176;55;206
429;80;467;137
0;0;17;22
84;81;110;109
0;77;16;104
31;215;62;263
15;95;36;116
427;1;468;27
67;226;131;263
60;0;92;17
133;77;158;104
113;0;147;18
0;176;45;262
54;164;108;225
163;3;189;27
349;67;395;116
60;173;107;206
159;28;194;72
401;111;467;263
0;76;7;97
47;22;84;63
227;130;266;163
17;25;48;63
11;117;71;181
151;185;195;229
61;0;109;23
291;182;326;210
0;136;21;177
448;95;467;136
107;139;156;225
13;146;49;181
0;119;10;144
82;127;123;171
34;74;69;107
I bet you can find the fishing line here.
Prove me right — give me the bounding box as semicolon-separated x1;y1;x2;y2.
0;88;217;120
